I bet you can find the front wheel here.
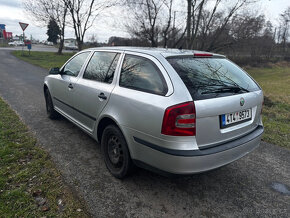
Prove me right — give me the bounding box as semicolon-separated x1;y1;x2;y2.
44;88;59;119
101;125;135;179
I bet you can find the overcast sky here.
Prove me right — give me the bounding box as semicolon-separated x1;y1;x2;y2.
0;0;290;42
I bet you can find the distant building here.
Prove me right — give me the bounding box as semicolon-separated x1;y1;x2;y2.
14;35;20;41
0;24;13;41
6;32;13;40
0;24;7;39
14;34;26;41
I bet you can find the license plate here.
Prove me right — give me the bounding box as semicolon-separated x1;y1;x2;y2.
220;109;252;128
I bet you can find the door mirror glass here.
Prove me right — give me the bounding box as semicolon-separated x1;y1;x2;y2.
49;67;60;75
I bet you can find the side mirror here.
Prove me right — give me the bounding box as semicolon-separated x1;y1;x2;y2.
49;67;60;75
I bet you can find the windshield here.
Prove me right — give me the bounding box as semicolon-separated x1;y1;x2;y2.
167;57;260;100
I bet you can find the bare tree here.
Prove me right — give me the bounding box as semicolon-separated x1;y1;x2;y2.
23;0;67;54
125;0;163;47
186;0;206;49
161;0;174;47
206;0;251;51
63;0;115;50
278;7;290;51
184;0;257;51
125;0;179;47
231;14;268;56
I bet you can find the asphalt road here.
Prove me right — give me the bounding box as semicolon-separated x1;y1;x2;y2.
0;50;289;217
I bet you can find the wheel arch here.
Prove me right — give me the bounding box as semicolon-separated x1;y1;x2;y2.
43;82;49;94
97;116;120;143
96;116;130;153
43;78;50;92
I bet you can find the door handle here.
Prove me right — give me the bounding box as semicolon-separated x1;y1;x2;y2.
68;83;73;89
98;93;107;100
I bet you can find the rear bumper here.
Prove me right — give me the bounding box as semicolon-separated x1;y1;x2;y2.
131;125;263;174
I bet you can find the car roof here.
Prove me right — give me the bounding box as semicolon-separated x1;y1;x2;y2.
84;46;225;58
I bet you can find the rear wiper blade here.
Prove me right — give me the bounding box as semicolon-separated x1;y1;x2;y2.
201;86;249;94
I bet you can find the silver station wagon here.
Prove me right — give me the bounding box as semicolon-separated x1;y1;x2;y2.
44;47;264;178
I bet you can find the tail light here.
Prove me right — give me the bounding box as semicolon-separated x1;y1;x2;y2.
161;102;196;136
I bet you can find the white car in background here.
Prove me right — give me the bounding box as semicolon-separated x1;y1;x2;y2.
8;41;24;46
65;44;78;50
64;39;78;50
16;41;25;46
8;41;17;46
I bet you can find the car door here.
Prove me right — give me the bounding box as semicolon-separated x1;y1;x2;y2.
72;51;121;132
52;51;91;118
107;52;175;140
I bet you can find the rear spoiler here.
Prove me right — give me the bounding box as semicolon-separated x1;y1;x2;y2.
165;53;226;59
193;52;225;58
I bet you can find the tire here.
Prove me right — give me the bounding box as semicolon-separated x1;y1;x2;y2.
101;125;135;179
44;88;59;119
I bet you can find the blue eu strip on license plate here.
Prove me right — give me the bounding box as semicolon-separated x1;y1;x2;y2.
222;115;226;126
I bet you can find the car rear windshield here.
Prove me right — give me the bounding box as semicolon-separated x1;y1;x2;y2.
167;57;260;100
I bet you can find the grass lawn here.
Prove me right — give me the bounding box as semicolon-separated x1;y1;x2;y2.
246;62;290;148
11;51;289;148
0;97;88;217
0;44;9;47
12;51;74;70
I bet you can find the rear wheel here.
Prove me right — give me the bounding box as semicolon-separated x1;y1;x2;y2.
44;88;59;119
101;125;135;179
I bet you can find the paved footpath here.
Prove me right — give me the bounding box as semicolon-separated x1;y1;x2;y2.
0;50;289;217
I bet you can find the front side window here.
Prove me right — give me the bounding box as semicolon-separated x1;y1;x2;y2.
83;52;120;83
62;52;90;77
119;55;168;95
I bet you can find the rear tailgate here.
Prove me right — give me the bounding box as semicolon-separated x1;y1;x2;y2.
166;55;263;148
195;91;263;148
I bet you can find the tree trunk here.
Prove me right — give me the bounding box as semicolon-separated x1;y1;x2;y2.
57;38;64;55
163;36;168;48
186;0;192;49
77;39;83;51
57;7;67;55
150;32;157;47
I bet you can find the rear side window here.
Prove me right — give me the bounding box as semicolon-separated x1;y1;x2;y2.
62;52;90;77
83;52;120;83
119;55;168;95
167;57;260;100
